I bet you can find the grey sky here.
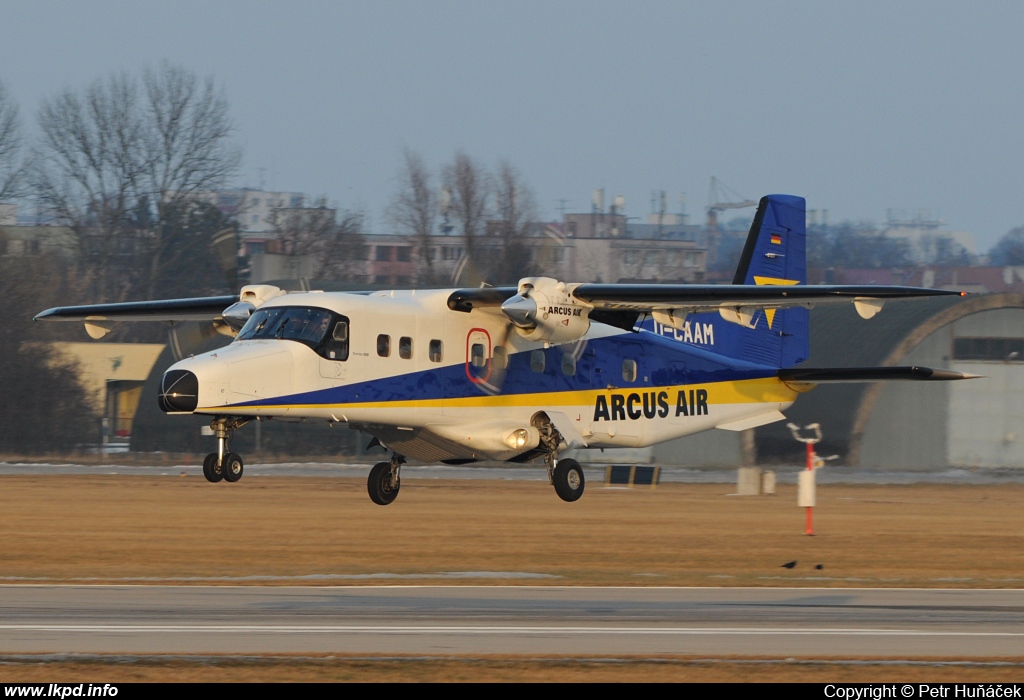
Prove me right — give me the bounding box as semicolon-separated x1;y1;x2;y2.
2;0;1022;249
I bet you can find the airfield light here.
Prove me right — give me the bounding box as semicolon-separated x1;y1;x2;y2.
787;423;823;536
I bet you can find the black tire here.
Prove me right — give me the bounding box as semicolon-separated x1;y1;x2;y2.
553;458;585;502
222;452;244;483
203;453;223;483
367;461;400;505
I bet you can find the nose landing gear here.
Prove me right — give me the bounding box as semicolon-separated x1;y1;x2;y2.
202;417;250;484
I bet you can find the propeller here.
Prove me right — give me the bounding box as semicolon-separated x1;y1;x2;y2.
472;315;516;396
469;279;594;395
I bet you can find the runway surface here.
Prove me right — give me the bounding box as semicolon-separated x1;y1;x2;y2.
2;585;1023;657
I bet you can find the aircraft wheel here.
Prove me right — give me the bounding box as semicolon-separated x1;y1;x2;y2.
203;453;223;483
222;452;244;483
552;459;585;502
367;461;400;506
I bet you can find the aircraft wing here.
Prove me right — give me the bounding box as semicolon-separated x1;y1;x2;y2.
449;284;963;314
568;283;964;312
33;295;240;322
34;294;243;339
448;283;965;330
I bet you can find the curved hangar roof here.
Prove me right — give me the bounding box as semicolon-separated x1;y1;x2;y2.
757;292;1024;466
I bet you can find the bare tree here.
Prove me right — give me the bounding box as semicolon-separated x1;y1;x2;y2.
0;81;24;203
0;253;97;453
32;73;142;301
442;151;489;285
139;62;241;297
270;198;367;281
149;199;238;298
990;226;1024;265
317;210;368;281
388;149;437;285
489;159;538;283
31;64;240;302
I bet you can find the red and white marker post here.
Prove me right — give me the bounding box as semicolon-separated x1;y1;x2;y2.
787;422;823;536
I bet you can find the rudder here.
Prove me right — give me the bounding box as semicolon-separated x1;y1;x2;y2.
731;194;808;367
733;194;807;287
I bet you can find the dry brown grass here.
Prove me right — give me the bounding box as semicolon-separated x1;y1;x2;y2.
0;475;1020;586
0;474;1022;681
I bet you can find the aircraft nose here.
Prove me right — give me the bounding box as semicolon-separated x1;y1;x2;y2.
159;369;199;413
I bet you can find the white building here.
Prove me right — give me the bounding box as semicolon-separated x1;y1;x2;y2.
192;188;306;256
882;212;977;264
0;203;15;226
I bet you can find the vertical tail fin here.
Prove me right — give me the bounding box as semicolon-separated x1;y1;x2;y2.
731;194;808;367
640;194;809;369
732;194;807;286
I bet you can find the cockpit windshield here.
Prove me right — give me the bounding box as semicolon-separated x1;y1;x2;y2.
236;307;334;346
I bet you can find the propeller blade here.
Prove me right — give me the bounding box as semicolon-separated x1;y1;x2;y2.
474;321;514;396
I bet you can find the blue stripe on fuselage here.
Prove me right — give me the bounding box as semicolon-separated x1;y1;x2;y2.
226;330;780;408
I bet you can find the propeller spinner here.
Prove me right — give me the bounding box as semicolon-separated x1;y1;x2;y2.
499;277;591;343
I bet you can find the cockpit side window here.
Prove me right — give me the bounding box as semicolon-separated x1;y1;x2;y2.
322;318;349;361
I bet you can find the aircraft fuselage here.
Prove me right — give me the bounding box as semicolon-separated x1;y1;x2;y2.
161;288;796;462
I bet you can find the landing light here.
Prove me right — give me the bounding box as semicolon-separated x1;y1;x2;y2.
504;429;531;450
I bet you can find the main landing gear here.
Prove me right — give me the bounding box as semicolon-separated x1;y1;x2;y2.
202;417;250;484
538;418;585;502
549;455;585;502
368;453;404;506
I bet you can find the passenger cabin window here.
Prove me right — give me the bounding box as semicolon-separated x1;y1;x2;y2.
377;334;391;357
530;349;546;373
622;358;637;382
493;346;507;371
470;343;487;368
561;353;576;376
399;336;413;359
429;339;443;363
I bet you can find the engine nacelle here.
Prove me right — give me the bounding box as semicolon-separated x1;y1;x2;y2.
217;285;286;335
501;277;591;344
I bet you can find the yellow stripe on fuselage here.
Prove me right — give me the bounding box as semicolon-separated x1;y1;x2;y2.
198;376;795;413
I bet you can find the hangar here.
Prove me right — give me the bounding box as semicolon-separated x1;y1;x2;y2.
653;293;1024;469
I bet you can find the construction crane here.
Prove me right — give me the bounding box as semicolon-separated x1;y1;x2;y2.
706;176;757;231
705;177;758;272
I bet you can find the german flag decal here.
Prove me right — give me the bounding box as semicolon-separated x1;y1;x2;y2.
770;234;782;245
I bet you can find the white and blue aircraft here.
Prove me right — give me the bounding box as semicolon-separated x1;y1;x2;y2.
36;195;973;504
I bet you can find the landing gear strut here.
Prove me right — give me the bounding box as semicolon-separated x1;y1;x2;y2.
202;417;250;484
538;419;585;502
367;453;404;505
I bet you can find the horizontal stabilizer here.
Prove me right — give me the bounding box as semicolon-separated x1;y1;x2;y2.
779;366;981;383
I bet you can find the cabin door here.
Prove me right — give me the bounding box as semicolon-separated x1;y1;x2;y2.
464;327;493;385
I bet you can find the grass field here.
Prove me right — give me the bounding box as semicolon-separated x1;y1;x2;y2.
0;473;1022;681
